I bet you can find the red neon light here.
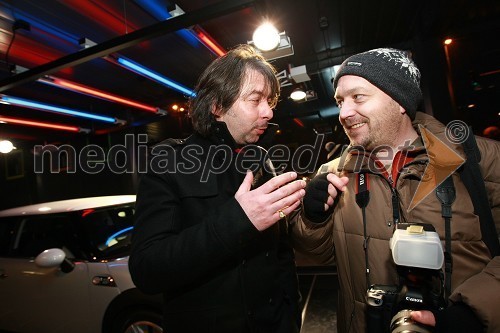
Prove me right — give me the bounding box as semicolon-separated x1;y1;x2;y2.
10;36;72;74
196;31;226;56
0;116;80;132
81;209;95;217
63;0;139;34
52;78;158;113
293;118;305;127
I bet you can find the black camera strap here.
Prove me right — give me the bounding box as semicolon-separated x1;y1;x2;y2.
356;172;371;289
436;175;456;304
460;130;500;256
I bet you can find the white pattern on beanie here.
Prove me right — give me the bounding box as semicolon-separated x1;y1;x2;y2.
369;48;421;85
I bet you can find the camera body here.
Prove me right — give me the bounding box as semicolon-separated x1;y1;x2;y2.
366;223;446;333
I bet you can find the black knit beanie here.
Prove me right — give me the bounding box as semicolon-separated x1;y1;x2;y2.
333;48;422;120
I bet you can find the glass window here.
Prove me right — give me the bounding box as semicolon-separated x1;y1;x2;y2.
78;204;135;260
0;217;18;257
15;216;74;258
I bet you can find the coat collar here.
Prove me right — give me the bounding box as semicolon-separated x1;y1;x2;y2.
336;112;466;176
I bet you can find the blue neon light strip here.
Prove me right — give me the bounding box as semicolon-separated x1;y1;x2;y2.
8;9;79;50
134;0;200;47
117;57;195;97
105;226;134;246
1;96;117;123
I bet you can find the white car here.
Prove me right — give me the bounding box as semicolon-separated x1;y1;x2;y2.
0;195;163;333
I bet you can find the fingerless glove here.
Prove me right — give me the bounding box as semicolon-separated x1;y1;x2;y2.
435;302;483;333
302;173;334;223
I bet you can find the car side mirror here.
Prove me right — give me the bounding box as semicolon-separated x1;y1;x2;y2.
34;248;75;273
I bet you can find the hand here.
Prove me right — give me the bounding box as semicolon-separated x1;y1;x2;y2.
235;170;306;231
411;310;436;327
420;302;484;333
302;172;349;223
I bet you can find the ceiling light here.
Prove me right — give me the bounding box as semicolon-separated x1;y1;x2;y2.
38;76;165;114
0;140;15;153
249;31;294;61
18;64;165;115
193;26;226;56
0;95;122;124
115;57;196;97
290;88;306;101
291;90;318;103
0;115;88;132
138;2;224;52
11;14;77;45
252;23;280;51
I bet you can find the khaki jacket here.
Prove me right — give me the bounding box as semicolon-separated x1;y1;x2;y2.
291;112;500;333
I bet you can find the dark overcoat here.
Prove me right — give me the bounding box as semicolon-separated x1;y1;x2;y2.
129;122;300;333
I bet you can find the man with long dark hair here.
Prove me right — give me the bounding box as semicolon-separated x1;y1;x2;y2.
129;45;305;333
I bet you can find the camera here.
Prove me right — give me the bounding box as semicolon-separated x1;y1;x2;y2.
366;223;446;333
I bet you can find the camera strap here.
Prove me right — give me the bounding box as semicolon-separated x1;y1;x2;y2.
436;175;456;304
356;172;371;288
460;129;500;256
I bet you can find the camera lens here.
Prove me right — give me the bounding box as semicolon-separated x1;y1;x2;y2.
390;310;432;333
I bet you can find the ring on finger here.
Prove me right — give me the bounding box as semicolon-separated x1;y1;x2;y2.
277;205;289;219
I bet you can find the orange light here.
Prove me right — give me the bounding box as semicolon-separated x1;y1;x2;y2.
172;104;179;111
179;107;185;112
47;77;158;113
81;209;95;217
444;38;453;45
195;29;226;56
0;116;81;132
293;118;305;127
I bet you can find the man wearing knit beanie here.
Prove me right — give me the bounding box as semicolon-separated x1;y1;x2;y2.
292;47;500;333
330;48;422;152
333;48;422;120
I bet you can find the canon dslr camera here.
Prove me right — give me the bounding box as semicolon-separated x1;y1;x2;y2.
366;223;446;333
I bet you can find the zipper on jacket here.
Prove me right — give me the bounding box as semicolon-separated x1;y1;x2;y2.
380;171;401;226
391;187;400;225
392;159;428;225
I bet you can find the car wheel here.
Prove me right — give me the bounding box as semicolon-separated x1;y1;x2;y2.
112;308;163;333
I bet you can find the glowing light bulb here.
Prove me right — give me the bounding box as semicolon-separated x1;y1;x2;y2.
0;140;15;153
252;23;280;51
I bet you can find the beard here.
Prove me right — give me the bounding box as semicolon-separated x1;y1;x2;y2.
344;100;403;151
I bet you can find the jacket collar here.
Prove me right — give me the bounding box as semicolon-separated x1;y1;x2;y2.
338;112;465;175
412;111;466;159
